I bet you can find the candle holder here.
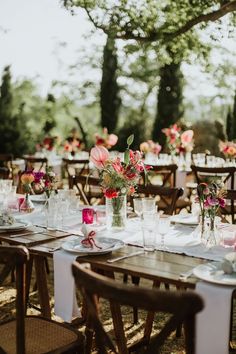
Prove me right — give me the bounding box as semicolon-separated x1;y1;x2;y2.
82;208;94;224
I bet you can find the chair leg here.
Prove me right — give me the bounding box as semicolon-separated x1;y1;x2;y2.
131;276;140;324
143;280;161;342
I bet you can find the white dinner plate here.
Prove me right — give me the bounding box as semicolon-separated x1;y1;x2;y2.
0;221;32;232
62;237;124;255
193;263;236;286
30;195;47;203
170;214;199;226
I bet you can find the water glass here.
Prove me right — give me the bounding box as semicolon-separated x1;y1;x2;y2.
46;196;58;230
221;230;236;248
133;198;143;217
142;197;156;213
141;212;159;251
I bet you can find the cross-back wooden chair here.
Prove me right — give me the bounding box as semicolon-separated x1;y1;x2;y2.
0;153;13;179
144;164;178;188
72;262;203;354
219;189;236;224
191;165;236;189
136;185;184;215
72;175;104;205
23;156;48;172
63;158;90;189
0;245;84;354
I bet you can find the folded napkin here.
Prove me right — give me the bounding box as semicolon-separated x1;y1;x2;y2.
54;250;81;323
195;281;235;354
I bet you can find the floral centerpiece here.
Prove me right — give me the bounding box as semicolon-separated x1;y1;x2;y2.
20;171;35;212
219;141;236;159
140;140;162;155
90;135;148;230
63;137;84;157
32;167;58;198
196;182;226;246
162;124;194;155
36;136;60;154
94;127;118;149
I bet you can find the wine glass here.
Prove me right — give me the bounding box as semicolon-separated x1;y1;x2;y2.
158;215;171;250
142;197;156;213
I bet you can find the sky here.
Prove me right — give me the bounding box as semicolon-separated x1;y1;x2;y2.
0;0;102;95
0;0;236;120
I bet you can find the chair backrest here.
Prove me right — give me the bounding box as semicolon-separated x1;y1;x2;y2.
191;165;236;190
72;175;104;205
23;156;48;172
144;164;178;188
0;245;29;354
72;262;203;354
220;189;236;224
63;158;90;189
0;154;13;179
136;185;184;215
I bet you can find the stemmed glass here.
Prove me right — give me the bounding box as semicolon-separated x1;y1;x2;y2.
158;215;171;250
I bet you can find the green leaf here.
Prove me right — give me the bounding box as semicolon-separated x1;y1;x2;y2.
124;148;130;165
127;134;134;147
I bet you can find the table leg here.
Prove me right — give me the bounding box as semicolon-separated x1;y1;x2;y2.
34;255;51;319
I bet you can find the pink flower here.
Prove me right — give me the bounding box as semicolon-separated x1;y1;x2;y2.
104;189;118;199
181;130;194;145
107;134;118;147
218;197;226;208
206;196;219;206
112;158;123;173
90;146;109;169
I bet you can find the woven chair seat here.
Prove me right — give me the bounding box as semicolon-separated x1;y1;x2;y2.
0;316;83;354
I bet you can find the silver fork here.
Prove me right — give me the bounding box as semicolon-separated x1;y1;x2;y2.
107;250;144;263
48;246;62;253
179;269;194;280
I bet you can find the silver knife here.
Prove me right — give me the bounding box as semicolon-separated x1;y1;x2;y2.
179;269;194;280
107;250;144;263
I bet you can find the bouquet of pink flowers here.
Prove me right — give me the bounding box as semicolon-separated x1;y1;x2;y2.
90;135;148;198
63;137;84;156
162;124;194;155
140;140;162;155
219;141;236;159
31;167;58;198
94;127;118;149
36;136;60;152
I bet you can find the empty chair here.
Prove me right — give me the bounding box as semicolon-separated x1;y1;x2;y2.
220;189;236;224
63;158;90;189
0;245;84;354
72;175;104;205
136;185;184;215
191;165;236;190
144;164;178;188
23;156;48;172
72;261;203;354
0;153;13;179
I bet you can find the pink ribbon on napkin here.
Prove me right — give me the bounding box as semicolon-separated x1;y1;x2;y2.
80;224;102;249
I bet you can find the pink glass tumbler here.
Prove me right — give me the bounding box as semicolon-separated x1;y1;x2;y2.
82;208;94;224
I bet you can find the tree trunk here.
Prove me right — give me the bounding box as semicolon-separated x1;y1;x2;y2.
100;36;121;132
152;61;184;146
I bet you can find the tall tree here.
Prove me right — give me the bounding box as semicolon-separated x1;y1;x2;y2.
100;36;121;132
226;108;233;140
152;61;184;145
232;90;236;139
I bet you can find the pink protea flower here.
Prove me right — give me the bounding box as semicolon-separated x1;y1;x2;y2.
90;145;109;169
181;130;194;145
112;158;123;173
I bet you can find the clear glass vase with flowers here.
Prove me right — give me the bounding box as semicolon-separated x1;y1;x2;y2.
196;182;226;247
20;171;35;213
90;135;149;230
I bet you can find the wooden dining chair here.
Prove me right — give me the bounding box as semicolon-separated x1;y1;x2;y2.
0;153;13;179
72;175;104;205
23;156;48;172
144;164;178;188
136;185;184;215
191;165;236;190
219;189;236;224
72;262;203;354
0;245;84;354
63;158;90;189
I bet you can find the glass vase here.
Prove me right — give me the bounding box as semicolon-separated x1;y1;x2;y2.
205;217;220;248
20;193;35;213
106;195;127;231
